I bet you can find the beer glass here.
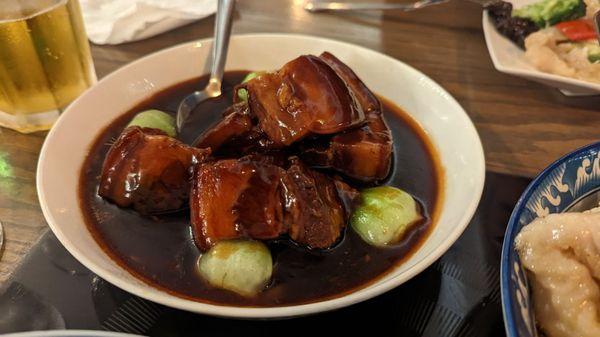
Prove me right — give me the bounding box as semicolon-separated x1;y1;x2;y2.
0;0;96;133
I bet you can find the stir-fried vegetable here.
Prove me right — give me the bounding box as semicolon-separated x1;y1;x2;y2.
237;71;265;102
556;20;597;41
351;186;422;247
198;240;273;296
487;1;540;49
127;109;176;137
512;0;586;28
587;44;600;63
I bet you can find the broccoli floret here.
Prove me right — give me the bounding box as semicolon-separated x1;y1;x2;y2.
513;0;586;28
587;44;600;63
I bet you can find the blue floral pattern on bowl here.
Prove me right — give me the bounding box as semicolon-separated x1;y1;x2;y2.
501;142;600;337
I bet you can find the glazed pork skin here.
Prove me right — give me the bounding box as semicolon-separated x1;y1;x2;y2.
300;52;393;183
190;158;287;251
281;158;348;249
194;102;254;153
99;126;210;214
194;102;276;156
240;55;365;146
190;156;356;251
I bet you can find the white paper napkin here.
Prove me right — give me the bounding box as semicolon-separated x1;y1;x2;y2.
80;0;217;45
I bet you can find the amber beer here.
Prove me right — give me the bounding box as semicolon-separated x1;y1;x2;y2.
0;0;95;133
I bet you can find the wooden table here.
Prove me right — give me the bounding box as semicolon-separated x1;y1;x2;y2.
0;0;598;282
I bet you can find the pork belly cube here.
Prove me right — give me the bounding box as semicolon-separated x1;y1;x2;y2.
241;55;365;146
190;158;286;251
281;158;347;249
300;52;393;183
99;126;210;213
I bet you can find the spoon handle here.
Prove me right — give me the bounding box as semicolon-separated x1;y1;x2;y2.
208;0;235;95
304;0;448;12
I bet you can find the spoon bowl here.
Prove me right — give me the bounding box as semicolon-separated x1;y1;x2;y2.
176;0;235;134
176;89;220;134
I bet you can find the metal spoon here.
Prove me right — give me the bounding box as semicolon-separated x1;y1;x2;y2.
302;0;504;12
176;0;235;133
303;0;449;12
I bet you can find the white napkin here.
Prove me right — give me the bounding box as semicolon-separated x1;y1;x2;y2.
80;0;217;45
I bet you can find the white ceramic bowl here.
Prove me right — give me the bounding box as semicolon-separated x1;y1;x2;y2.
37;34;485;319
482;0;600;96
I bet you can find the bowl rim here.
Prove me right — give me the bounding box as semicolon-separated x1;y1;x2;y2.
500;140;600;337
37;33;486;318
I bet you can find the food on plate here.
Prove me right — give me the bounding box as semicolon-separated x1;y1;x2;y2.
515;208;600;337
524;22;600;82
81;53;441;305
512;0;586;27
487;1;540;48
198;240;273;296
488;0;600;83
351;186;422;247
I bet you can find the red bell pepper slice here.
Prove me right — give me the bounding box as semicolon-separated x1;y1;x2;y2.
556;20;597;41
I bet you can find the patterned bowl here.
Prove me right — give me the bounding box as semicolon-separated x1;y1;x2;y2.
501;142;600;337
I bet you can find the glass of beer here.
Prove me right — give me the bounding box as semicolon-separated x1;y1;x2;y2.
0;0;96;133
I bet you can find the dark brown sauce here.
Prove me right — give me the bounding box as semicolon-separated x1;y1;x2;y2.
79;71;443;307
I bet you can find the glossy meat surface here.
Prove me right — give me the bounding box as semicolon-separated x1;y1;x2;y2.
282;158;347;249
241;55;365;146
190;158;286;251
333;179;360;218
301;53;393;183
196;52;392;183
195;102;276;156
194;102;253;152
329;111;392;182
320;52;379;113
190;155;354;251
99;126;210;213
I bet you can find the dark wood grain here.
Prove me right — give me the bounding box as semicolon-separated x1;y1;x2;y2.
1;0;598;281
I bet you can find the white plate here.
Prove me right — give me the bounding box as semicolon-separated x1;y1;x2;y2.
37;33;485;319
482;0;600;96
